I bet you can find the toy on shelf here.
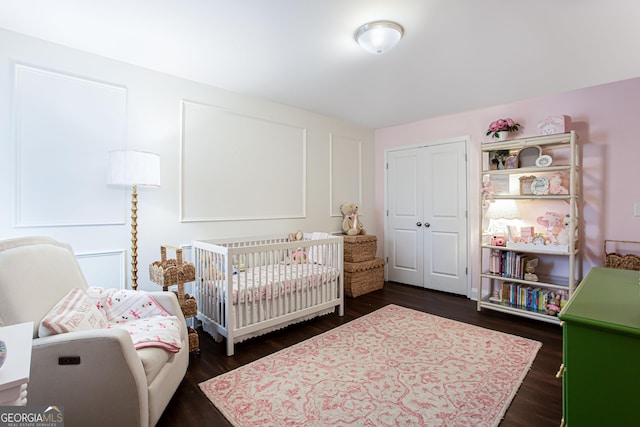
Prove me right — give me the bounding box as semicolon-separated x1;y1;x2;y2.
523;258;539;281
548;174;569;195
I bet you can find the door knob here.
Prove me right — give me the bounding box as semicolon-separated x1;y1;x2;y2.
424;222;431;228
416;222;422;227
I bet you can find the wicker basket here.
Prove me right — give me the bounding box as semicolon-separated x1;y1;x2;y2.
344;257;384;297
173;292;197;318
149;245;196;293
604;240;640;271
187;326;199;353
343;235;377;263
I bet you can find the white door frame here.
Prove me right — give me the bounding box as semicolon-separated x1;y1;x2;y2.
383;135;472;298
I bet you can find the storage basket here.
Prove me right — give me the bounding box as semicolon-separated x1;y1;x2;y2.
343;235;377;263
149;245;196;295
344;257;384;297
604;240;640;271
173;292;197;318
187;326;199;353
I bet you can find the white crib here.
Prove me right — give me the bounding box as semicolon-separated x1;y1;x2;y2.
193;233;344;356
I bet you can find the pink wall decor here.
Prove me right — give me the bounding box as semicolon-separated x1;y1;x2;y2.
537;115;571;135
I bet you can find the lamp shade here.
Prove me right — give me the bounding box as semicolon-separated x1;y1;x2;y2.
108;150;160;187
354;21;404;54
485;200;520;220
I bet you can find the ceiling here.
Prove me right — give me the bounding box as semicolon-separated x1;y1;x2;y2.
1;0;639;129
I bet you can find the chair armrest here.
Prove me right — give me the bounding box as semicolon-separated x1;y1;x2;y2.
30;328;148;427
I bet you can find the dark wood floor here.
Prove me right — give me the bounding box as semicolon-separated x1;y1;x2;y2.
157;282;563;427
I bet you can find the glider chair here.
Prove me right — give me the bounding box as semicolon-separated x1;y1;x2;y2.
0;236;189;427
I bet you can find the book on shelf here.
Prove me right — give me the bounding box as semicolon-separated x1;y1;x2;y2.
488;250;536;281
492;282;568;315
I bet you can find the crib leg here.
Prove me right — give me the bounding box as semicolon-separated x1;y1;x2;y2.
226;339;235;357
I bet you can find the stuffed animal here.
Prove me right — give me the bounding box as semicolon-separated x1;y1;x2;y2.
545;293;562;316
289;229;304;243
340;202;366;235
288;229;307;263
556;214;571;245
548;174;568;195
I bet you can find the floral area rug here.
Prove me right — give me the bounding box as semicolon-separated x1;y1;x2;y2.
199;304;541;426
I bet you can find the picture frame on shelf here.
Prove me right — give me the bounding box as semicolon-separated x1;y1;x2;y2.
505;153;518;169
531;177;550;195
517;146;542;167
488;149;510;170
490;174;510;195
535;154;553;167
519;175;536;195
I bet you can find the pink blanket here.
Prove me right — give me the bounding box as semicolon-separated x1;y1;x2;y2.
88;287;183;353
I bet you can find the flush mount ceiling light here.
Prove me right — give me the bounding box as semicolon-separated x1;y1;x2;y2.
354;20;404;54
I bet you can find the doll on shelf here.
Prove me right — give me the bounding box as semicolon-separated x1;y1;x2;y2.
548;174;568;195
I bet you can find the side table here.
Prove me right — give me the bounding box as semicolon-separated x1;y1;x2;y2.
0;322;33;406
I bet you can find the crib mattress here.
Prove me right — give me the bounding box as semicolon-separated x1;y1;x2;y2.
204;262;340;305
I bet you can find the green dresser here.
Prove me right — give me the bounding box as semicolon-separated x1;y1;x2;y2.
558;267;640;426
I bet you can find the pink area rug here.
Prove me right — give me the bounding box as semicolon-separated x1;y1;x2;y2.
199;304;541;426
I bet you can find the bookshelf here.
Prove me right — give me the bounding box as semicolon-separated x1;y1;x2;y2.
478;131;580;324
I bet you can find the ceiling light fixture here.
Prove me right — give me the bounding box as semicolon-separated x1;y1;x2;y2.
354;20;404;54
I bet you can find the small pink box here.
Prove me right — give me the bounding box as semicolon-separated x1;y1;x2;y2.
537;115;571;135
520;226;535;238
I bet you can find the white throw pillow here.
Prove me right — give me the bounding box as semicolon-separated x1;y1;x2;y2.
39;288;107;337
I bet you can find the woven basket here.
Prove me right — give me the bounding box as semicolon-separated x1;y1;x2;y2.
343;235;377;263
344;258;384;298
187;326;199;353
173;292;197;318
149;245;196;293
604;240;640;271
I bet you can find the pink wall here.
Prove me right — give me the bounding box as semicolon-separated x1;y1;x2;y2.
375;77;640;292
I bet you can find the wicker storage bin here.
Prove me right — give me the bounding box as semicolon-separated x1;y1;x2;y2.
173;292;197;318
149;245;196;308
149;245;196;291
344;257;384;297
343;235;377;263
187;326;199;353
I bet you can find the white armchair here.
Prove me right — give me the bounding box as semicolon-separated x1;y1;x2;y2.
0;236;189;427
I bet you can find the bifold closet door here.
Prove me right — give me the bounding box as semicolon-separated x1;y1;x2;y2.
386;140;468;295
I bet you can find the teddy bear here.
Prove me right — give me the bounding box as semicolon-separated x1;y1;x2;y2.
288;229;307;263
545;293;562;316
340;202;366;235
548;174;568;195
556;214;571;246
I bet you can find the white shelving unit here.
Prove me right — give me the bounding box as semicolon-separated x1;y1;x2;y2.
478;131;580;324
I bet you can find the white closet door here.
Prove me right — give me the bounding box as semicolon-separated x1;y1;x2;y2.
386;140;468;295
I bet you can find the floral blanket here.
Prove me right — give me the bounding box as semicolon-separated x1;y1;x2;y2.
87;287;183;353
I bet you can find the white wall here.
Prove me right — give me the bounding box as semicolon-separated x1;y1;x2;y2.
0;29;375;291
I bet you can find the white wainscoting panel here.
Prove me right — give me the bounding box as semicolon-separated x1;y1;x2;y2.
180;101;306;222
13;64;127;227
330;134;362;217
76;249;127;290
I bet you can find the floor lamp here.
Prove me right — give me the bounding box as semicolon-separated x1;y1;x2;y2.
108;150;160;290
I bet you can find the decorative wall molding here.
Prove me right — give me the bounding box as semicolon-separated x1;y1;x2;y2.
329;133;362;217
13;64;127;227
180;100;307;222
76;249;127;289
